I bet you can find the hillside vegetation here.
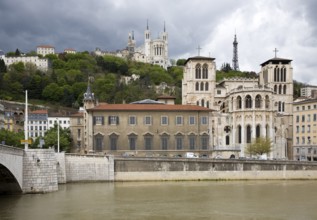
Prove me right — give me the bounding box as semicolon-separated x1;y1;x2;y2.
0;54;305;109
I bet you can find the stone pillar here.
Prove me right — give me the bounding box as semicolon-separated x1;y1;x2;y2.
22;149;58;193
241;113;245;157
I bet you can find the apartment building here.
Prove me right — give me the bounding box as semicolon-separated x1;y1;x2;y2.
293;97;317;161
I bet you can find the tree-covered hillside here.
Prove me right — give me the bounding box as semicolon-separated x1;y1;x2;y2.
0;52;183;107
0;54;306;109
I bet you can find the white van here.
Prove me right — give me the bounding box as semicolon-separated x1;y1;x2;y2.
185;152;198;158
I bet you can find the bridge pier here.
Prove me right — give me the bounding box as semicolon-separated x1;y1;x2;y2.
22;149;58;193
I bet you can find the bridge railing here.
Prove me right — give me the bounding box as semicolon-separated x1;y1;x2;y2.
0;144;24;156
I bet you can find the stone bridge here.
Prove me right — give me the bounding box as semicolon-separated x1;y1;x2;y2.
0;144;24;194
0;144;59;194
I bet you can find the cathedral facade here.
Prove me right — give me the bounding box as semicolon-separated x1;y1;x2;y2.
182;56;293;159
96;22;170;69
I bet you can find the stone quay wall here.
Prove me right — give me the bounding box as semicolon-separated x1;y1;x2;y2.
65;154;114;182
22;149;58;193
114;157;317;181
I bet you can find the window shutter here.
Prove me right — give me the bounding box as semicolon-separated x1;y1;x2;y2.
116;116;119;125
93;116;96;125
108;116;111;125
101;116;104;125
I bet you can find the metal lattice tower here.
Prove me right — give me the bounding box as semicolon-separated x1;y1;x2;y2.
232;33;239;71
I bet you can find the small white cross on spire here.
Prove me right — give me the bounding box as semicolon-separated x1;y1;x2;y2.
273;48;279;58
196;45;202;56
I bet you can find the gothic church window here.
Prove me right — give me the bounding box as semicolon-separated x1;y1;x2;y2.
245;95;252;109
274;85;277;93
202;64;208;79
283;85;287;94
256;125;260;138
246;125;252;143
200;82;204;91
238;125;242;144
195;64;201;79
205;82;209;91
195;82;199;91
279;85;282;94
255;95;262;108
237;96;242;109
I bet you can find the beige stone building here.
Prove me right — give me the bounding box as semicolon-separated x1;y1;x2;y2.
293;97;317;161
80;85;212;157
37;45;55;56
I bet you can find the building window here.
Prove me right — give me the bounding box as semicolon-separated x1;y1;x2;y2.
201;116;208;125
308;105;311;110
202;64;208;79
302;125;305;133
245;95;252;109
128;134;137;150
77;129;81;139
217;90;221;95
296;107;299;111
144;116;152;125
308;137;311;144
246;125;251;143
296;137;299;144
129;116;137;125
161;116;168;125
176;116;183;125
94;116;104;125
238;125;242;144
201;135;209;150
237;96;242;109
77;118;82;125
108;116;119;125
189;135;196;150
110;134;118;150
314;114;317;121
302;115;305;122
255;95;261;108
302;137;305;144
94;134;104;152
144;134;153;150
256;125;260;138
308;125;311;133
189;116;195;125
296;126;299;133
226;135;230;145
308;114;311;122
161;135;169;150
296;115;299;123
176;135;183;150
195;64;201;79
302;106;305;110
195;82;199;91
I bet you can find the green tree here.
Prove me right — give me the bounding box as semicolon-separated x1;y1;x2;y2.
15;48;21;56
245;137;272;157
0;59;6;73
43;125;72;152
0;129;24;148
176;59;186;66
221;63;232;72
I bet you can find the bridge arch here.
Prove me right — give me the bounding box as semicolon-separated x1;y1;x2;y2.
0;164;22;194
0;145;24;194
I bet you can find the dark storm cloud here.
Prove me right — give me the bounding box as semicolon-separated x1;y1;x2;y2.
1;0;317;84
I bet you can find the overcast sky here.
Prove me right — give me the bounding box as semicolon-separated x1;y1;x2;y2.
1;0;316;84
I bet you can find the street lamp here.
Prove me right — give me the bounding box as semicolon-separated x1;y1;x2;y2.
56;118;60;153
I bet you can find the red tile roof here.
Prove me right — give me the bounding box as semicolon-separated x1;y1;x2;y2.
87;104;213;112
37;45;54;48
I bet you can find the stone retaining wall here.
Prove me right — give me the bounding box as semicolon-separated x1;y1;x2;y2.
65;154;114;182
114;157;317;181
